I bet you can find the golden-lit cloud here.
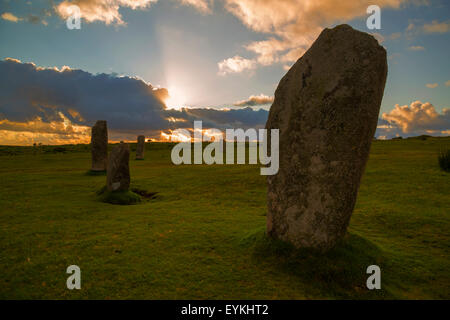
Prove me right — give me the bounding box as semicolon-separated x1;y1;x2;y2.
0;114;88;135
405;19;450;38
244;38;290;65
56;0;158;25
1;9;51;25
445;80;450;87
0;130;90;146
166;117;187;123
381;101;450;134
179;0;214;14
160;127;223;142
389;32;402;40
218;55;256;75
55;0;214;25
423;20;450;33
408;45;425;51
1;12;21;22
4;57;22;63
67;109;85;122
220;0;405;73
233;94;273;107
0;113;91;146
425;83;438;88
160;129;192;142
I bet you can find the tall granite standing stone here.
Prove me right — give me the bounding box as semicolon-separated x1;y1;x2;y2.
136;135;145;160
266;24;388;251
91;120;108;171
106;143;130;192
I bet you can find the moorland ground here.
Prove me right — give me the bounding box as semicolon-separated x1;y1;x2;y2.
0;137;449;299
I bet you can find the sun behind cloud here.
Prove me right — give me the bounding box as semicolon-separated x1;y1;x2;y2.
164;86;189;110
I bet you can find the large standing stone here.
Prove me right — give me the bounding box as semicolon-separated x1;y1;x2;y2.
136;135;145;160
266;24;387;251
106;143;130;192
91;120;108;171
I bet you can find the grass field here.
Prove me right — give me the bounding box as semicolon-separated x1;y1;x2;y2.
0;137;449;299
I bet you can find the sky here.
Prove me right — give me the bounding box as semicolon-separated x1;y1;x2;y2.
0;0;449;144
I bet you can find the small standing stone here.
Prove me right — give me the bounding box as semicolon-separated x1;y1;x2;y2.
106;143;130;192
91;120;108;171
266;24;388;251
136;135;145;160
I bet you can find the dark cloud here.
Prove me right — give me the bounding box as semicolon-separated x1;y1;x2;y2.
0;4;52;25
0;58;168;131
167;107;269;129
0;58;269;142
26;14;48;25
4;59;446;144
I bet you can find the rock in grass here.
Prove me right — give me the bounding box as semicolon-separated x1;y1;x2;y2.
107;143;131;192
136;135;145;160
266;24;388;251
99;189;141;205
91;120;108;172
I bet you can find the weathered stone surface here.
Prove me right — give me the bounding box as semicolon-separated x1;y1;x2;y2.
91;120;108;171
266;24;387;251
136;135;145;160
107;143;130;192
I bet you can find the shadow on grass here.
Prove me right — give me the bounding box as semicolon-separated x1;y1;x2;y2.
85;170;106;176
131;187;158;200
240;228;393;299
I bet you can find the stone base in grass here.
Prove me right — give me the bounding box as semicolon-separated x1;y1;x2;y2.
97;186;141;205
